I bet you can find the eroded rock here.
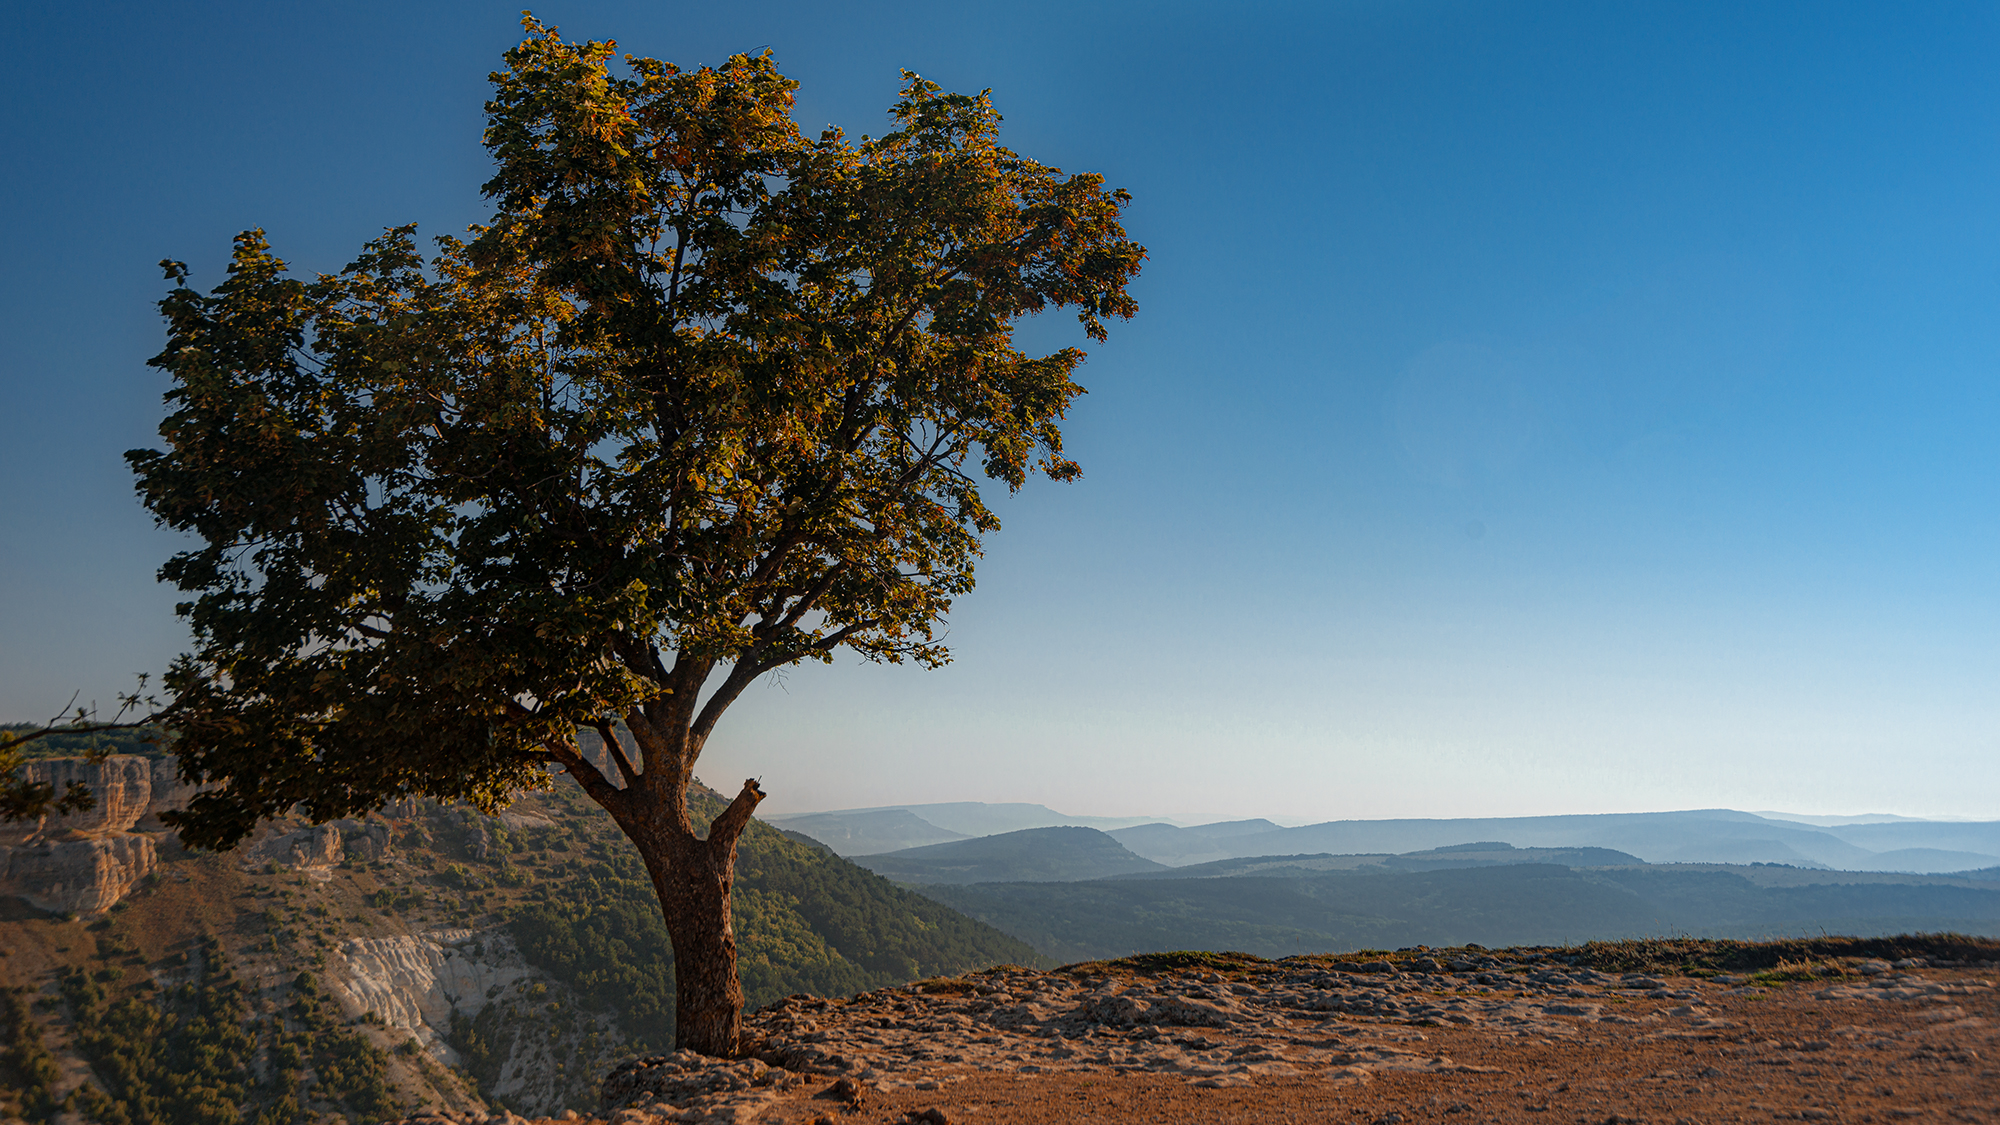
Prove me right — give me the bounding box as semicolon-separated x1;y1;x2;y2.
326;926;621;1114
0;831;156;913
1;755;157;844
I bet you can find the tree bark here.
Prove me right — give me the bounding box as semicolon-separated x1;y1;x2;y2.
631;776;766;1057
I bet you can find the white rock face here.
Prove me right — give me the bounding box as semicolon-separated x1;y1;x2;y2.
292;825;345;867
0;755;184;914
328;928;538;1059
326;926;617;1115
498;808;555;831
135;757;203;831
0;832;157;914
241;818;393;870
1;755;159;844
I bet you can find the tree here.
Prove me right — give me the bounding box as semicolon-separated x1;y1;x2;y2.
126;16;1142;1055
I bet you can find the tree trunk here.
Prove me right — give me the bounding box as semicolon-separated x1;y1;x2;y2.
648;834;744;1056
623;776;766;1057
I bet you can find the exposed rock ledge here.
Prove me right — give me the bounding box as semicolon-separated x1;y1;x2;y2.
1;753;401;914
0;831;156;914
380;957;2000;1125
1;754;199;846
0;754;198;914
324;925;619;1113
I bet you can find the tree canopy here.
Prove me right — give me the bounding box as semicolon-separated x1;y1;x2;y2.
132;20;1140;847
125;14;1141;1052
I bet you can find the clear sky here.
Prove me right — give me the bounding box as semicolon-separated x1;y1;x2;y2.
4;1;1996;823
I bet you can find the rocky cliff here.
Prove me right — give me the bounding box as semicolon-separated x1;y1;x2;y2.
0;765;1039;1123
0;755;202;914
329;926;623;1111
0;782;624;1120
0;752;404;916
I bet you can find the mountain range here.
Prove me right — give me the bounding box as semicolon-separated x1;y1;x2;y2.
769;802;2000;873
764;802;1177;856
783;803;2000;964
914;857;2000;963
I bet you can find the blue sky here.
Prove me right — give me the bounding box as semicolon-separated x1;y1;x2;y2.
3;1;1996;821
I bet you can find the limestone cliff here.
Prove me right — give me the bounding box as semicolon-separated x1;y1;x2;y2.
1;764;1042;1122
0;755;186;915
0;831;156;914
0;755;157;842
2;790;644;1120
327;926;623;1111
134;754;202;831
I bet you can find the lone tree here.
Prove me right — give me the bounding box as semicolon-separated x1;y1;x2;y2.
126;18;1141;1055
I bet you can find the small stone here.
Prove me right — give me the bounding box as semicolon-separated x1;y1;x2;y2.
817;1076;867;1105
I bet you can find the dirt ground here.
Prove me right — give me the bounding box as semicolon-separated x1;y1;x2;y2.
409;952;1997;1125
832;988;1996;1124
759;976;1996;1124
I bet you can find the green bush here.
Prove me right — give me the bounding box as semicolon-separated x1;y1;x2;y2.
1;988;64;1122
53;946;398;1125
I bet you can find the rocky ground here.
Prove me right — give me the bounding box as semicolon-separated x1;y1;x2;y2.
383;947;1998;1125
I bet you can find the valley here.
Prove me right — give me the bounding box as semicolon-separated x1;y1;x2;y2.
4;757;1997;1125
794;805;2000;964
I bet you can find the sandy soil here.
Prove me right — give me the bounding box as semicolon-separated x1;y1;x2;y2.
393;954;1998;1125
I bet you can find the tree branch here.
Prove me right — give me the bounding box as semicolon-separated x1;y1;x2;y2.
689;616;878;744
704;777;765;850
799;619;875;658
688;660;767;744
543;739;629;815
756;562;846;639
590;719;641;789
611;632;667;687
0;717;168;750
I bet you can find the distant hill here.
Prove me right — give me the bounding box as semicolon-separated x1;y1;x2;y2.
1110;819;1288;866
764;802;1173;854
766;808;967;856
916;861;2000;963
1863;847;2000;873
851;826;1169;884
775;805;2000;873
1110;810;2000;874
1385;843;1645;870
1111;843;1647;880
1815;820;2000;858
1185;818;1285;838
1751;811;1937;827
1106;823;1237;866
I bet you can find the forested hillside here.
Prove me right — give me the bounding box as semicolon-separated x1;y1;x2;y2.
494;783;1046;1053
0;763;1041;1123
917;862;2000;963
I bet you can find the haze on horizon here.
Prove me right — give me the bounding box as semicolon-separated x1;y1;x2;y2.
3;1;1995;825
